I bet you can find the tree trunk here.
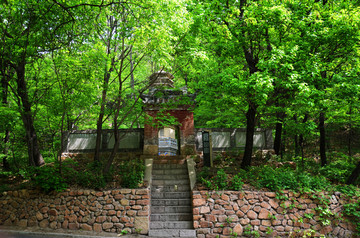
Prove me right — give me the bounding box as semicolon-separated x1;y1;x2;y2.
299;114;308;159
319;112;327;166
348;107;352;157
293;115;300;157
281;126;286;160
273;112;285;156
94;70;111;162
1;69;10;170
16;62;44;166
241;102;257;169
274;122;282;156
103;114;120;175
346;161;360;185
294;134;299;157
2;130;10;170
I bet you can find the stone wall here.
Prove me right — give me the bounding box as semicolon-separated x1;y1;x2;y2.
195;128;274;151
2;187;357;237
192;190;356;238
0;188;150;235
65;129;144;153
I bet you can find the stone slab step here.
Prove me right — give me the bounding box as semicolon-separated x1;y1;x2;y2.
153;163;187;169
152;168;188;175
152;179;189;186
151;199;191;206
150;221;193;229
152;174;189;180
151;213;193;221
152;185;190;192
149;229;196;237
152;157;186;165
151;191;191;199
151;205;192;214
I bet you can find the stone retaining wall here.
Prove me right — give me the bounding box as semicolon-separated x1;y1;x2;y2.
192;190;356;238
0;188;150;235
1;188;357;237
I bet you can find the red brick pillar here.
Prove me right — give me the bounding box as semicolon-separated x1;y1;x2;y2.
143;110;159;155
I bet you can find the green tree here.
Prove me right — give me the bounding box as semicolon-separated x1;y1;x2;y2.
294;0;360;166
187;0;297;168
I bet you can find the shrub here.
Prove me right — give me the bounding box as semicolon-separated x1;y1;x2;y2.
76;170;106;189
118;158;145;188
247;165;330;192
335;184;360;197
26;165;68;192
343;201;360;235
75;161;107;189
230;174;244;190
198;168;244;190
197;166;210;183
214;169;228;190
319;160;356;183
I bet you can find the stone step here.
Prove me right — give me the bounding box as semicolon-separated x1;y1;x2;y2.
152;156;186;165
153;160;187;165
151;213;193;221
152;184;190;192
152;168;188;175
148;229;196;237
151;191;191;199
152;179;189;186
150;221;193;229
151;206;192;214
153;163;187;169
152;174;189;180
151;199;191;206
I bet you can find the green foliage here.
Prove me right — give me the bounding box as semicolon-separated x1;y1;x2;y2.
319;159;356;183
315;205;334;226
120;229;129;235
304;212;314;219
230;174;244;191
197;166;210;183
335;184;360;198
118;158;145;189
214;169;228;190
246;165;330;192
24;166;68;193
76;171;106;190
73;161;106;189
243;225;260;238
0;184;10;193
199;168;244;191
343;201;360;235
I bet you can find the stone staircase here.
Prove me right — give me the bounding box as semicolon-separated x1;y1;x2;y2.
149;157;196;237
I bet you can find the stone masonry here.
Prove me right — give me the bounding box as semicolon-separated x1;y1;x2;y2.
192;190;356;238
0;188;150;235
1;187;357;237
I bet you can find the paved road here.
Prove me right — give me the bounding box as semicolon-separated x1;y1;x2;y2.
1;230;86;238
0;231;47;238
0;229;147;238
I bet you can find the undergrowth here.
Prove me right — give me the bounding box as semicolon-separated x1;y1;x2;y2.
13;157;146;192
